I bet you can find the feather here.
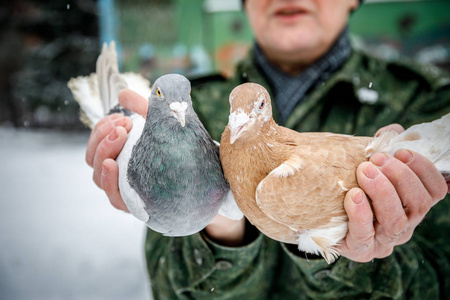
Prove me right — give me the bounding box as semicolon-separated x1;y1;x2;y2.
366;113;450;173
67;41;151;128
67;73;103;128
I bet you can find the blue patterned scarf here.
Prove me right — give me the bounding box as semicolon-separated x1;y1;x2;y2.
254;28;351;123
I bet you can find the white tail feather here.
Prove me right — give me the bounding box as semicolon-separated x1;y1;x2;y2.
366;113;450;173
67;73;103;128
67;41;151;128
97;42;127;114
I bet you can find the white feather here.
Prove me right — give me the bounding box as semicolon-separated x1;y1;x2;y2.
218;189;244;220
366;113;450;173
67;73;103;128
122;73;152;100
117;114;149;222
297;216;348;264
337;180;349;192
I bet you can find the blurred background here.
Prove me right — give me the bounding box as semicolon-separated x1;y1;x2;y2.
0;0;449;299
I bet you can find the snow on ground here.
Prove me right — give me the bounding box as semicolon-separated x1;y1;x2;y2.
0;127;152;300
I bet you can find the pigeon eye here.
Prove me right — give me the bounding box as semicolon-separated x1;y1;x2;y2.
259;99;265;110
156;88;162;98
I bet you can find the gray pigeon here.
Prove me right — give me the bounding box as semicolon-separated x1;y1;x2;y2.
125;74;230;235
68;42;242;236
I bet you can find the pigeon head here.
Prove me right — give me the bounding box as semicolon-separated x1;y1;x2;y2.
148;74;192;127
227;83;273;144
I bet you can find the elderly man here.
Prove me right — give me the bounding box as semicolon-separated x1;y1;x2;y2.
87;0;449;298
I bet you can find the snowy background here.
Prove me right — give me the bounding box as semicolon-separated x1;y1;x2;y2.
0;127;152;300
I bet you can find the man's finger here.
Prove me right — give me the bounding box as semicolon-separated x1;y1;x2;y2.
394;149;448;202
357;161;408;240
341;188;375;252
371;152;431;225
119;89;148;117
101;158;129;212
86;115;132;167
93;113;123;130
86;114;122;166
375;123;404;137
92;126;128;187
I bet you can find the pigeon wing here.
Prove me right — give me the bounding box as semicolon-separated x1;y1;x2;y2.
256;155;346;231
256;133;370;231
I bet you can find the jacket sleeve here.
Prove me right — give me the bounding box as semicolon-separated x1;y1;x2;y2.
145;227;276;300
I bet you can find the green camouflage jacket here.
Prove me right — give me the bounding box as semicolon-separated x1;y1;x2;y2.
145;49;450;299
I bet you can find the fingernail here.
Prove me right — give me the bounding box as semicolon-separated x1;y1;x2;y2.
371;153;389;167
102;163;109;176
113;118;125;126
375;130;383;137
363;163;379;179
110;114;122;120
395;149;414;164
352;190;364;205
107;128;119;142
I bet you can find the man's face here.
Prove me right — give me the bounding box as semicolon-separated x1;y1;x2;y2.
245;0;358;71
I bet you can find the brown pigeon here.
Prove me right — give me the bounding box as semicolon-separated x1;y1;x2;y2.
219;82;450;263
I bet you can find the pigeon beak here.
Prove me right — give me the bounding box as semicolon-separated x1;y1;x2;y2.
169;102;188;127
228;111;249;144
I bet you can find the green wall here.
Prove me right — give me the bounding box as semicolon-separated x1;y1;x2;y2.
116;0;450;81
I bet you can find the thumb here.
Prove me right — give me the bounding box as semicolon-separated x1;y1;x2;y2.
343;188;374;243
119;89;148;117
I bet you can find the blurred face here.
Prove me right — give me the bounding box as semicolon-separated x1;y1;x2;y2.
244;0;358;74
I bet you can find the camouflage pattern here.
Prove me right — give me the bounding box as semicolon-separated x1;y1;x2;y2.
145;49;450;299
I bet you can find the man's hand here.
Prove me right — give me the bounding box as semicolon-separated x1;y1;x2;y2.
338;124;448;262
204;214;246;247
85;89;148;212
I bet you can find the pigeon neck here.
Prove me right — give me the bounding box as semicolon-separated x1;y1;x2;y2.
260;119;297;166
240;119;296;181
